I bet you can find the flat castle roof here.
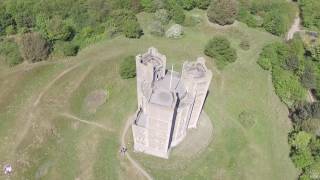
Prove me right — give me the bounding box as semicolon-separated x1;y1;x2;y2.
149;71;186;107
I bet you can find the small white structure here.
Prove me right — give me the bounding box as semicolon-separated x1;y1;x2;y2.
3;164;12;175
132;47;212;158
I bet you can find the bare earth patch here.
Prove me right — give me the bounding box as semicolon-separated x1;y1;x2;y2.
84;90;107;113
170;112;213;158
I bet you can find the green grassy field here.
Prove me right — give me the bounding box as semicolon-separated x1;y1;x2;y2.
0;10;298;179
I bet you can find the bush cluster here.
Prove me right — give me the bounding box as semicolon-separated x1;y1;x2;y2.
236;0;296;36
119;55;136;79
299;0;320;31
207;0;238;26
54;41;79;57
258;35;320;179
204;36;237;68
0;38;23;66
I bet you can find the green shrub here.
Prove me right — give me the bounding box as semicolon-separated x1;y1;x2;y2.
0;39;23;66
290;131;312;150
170;5;185;24
123;19;143;38
299;0;320;30
237;7;259;28
309;44;320;62
109;10;143;38
72;26;106;48
272;67;306;106
36;15;73;41
120;56;136;79
177;0;196;10
303;160;320;179
140;0;156;12
204;36;237;68
301;63;316;89
263;10;286;36
291;148;314;169
54;41;79;56
154;9;170;24
282;55;300;72
237;1;295;36
5;25;16;35
257;42;291;71
257;56;272;70
195;0;210;9
207;0;238;25
290;102;320;123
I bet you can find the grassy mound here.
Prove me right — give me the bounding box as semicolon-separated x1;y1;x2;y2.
0;10;298;179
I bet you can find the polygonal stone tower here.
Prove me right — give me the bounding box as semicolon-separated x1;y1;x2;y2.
132;47;212;159
181;58;212;128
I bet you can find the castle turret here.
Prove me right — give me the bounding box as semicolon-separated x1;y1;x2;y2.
181;58;212;128
136;47;166;108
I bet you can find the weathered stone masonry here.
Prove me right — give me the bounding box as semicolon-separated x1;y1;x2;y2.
132;47;212;158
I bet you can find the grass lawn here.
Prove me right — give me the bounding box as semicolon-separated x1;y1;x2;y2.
0;9;298;179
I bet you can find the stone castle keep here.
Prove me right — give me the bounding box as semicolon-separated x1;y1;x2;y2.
132;47;212;159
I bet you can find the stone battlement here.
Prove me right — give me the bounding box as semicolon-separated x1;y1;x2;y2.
132;47;212;159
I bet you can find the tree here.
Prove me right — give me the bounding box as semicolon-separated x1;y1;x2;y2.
0;39;23;66
54;41;79;56
304;160;320;179
195;0;210;9
37;15;73;41
291;149;314;169
169;4;185;24
204;36;237;64
0;6;15;35
207;0;238;25
109;9;143;38
20;32;50;63
263;11;286;36
86;0;110;23
282;55;300;72
272;67;306;106
310;44;320;62
123;19;143;38
6;0;36;29
120;56;136;79
177;0;196;10
290;131;312;150
140;0;155;12
154;9;170;24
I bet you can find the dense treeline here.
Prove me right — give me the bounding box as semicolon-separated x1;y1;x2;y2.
254;1;320;178
257;34;320;179
0;0;145;64
257;37;307;106
0;0;297;66
0;0;213;66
